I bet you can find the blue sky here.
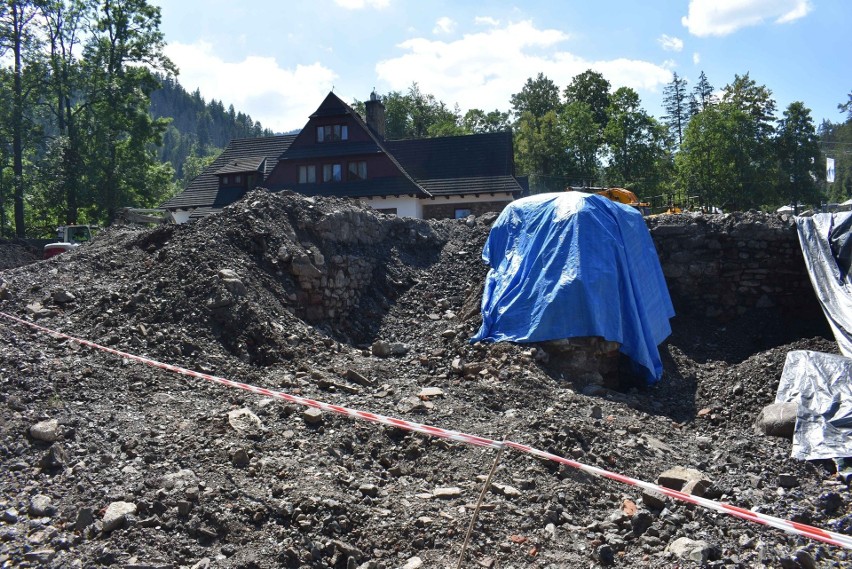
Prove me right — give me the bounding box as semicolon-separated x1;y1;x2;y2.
149;0;850;134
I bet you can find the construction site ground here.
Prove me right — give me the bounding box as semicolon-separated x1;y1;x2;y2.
0;191;849;568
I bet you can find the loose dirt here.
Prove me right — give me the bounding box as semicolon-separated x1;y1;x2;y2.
0;191;848;568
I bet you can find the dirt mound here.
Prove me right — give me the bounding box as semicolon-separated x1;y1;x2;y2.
0;192;849;568
0;239;40;270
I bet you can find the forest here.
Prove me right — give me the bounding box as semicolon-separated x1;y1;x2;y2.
1;0;851;238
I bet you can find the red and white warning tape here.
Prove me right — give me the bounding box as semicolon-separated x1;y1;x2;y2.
2;309;851;549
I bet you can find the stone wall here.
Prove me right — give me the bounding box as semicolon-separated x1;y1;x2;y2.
646;211;821;320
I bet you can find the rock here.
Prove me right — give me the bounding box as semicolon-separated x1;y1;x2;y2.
75;507;95;532
358;484;379;497
755;402;798;437
491;483;521;498
102;501;137;532
417;387;444;399
230;448;250;467
218;269;247;296
344;369;372;386
371;341;391;358
777;473;799;488
227;408;263;435
795;549;817;569
2;509;18;523
303;407;323;424
433;487;462;499
657;466;712;496
389;342;410;356
666;537;721;563
39;444;67;470
402;557;423;569
642;489;667;510
30;419;60;442
24;549;55;564
161;469;198;490
596;544;614;565
52;290;75;303
29;495;54;517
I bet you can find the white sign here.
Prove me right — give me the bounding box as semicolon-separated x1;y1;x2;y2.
827;157;836;183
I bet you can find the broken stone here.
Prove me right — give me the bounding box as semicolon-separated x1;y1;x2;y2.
218;269;247;296
303;407;323;424
52;290;75;303
657;466;711;495
227;408;263;435
755;402;798;438
491;482;521;498
777;473;799;488
402;558;423;569
230;448;250;467
358;484;379;498
102;501;137;532
29;495;54;518
417;387;444;399
371;341;391;357
344;368;372;386
666;537;721;563
30;419;60;442
433;487;462;499
75;507;95;532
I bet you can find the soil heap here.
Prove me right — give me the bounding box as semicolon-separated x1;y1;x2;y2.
0;190;848;568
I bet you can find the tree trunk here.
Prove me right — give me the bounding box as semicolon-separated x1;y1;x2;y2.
12;2;26;238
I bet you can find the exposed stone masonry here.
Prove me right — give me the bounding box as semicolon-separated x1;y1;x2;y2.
646;211;821;321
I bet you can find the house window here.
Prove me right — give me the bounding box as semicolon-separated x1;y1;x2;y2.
317;124;348;143
455;208;472;219
348;161;367;181
323;163;342;182
234;174;242;184
222;175;230;184
299;165;317;183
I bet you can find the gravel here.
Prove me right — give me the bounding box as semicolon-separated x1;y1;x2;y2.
0;191;849;568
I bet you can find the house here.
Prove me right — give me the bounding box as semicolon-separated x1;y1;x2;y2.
162;92;527;221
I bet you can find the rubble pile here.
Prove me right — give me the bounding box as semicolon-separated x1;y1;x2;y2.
0;191;849;568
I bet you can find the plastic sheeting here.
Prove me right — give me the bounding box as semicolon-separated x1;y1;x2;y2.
796;213;852;355
776;350;852;461
471;192;675;383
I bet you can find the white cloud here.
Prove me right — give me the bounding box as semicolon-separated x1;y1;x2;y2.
433;17;456;35
165;41;337;133
658;34;684;52
693;52;701;65
475;16;500;27
333;0;390;9
682;0;812;37
375;20;671;114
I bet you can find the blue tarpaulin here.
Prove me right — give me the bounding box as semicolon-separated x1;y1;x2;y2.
471;192;675;383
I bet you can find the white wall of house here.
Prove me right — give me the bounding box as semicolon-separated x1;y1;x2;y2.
421;193;514;208
364;193;515;219
363;196;423;218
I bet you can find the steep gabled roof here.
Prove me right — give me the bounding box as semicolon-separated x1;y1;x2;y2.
279;92;431;198
162;135;296;211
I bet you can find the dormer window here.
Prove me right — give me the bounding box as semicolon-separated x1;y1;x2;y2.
317;124;348;143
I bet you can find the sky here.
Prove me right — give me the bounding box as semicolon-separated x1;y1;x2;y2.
149;0;851;135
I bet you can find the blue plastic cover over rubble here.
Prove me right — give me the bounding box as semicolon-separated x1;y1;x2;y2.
471;192;675;383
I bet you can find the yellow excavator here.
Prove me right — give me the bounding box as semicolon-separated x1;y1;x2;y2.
567;187;651;215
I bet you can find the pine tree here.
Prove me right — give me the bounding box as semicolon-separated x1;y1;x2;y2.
662;72;689;147
690;71;714;116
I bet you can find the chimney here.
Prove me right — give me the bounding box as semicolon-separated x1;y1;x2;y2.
364;91;386;139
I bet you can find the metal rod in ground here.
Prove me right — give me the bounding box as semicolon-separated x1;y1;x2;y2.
455;443;506;569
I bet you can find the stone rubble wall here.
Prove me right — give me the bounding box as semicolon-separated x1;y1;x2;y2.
645;212;821;320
